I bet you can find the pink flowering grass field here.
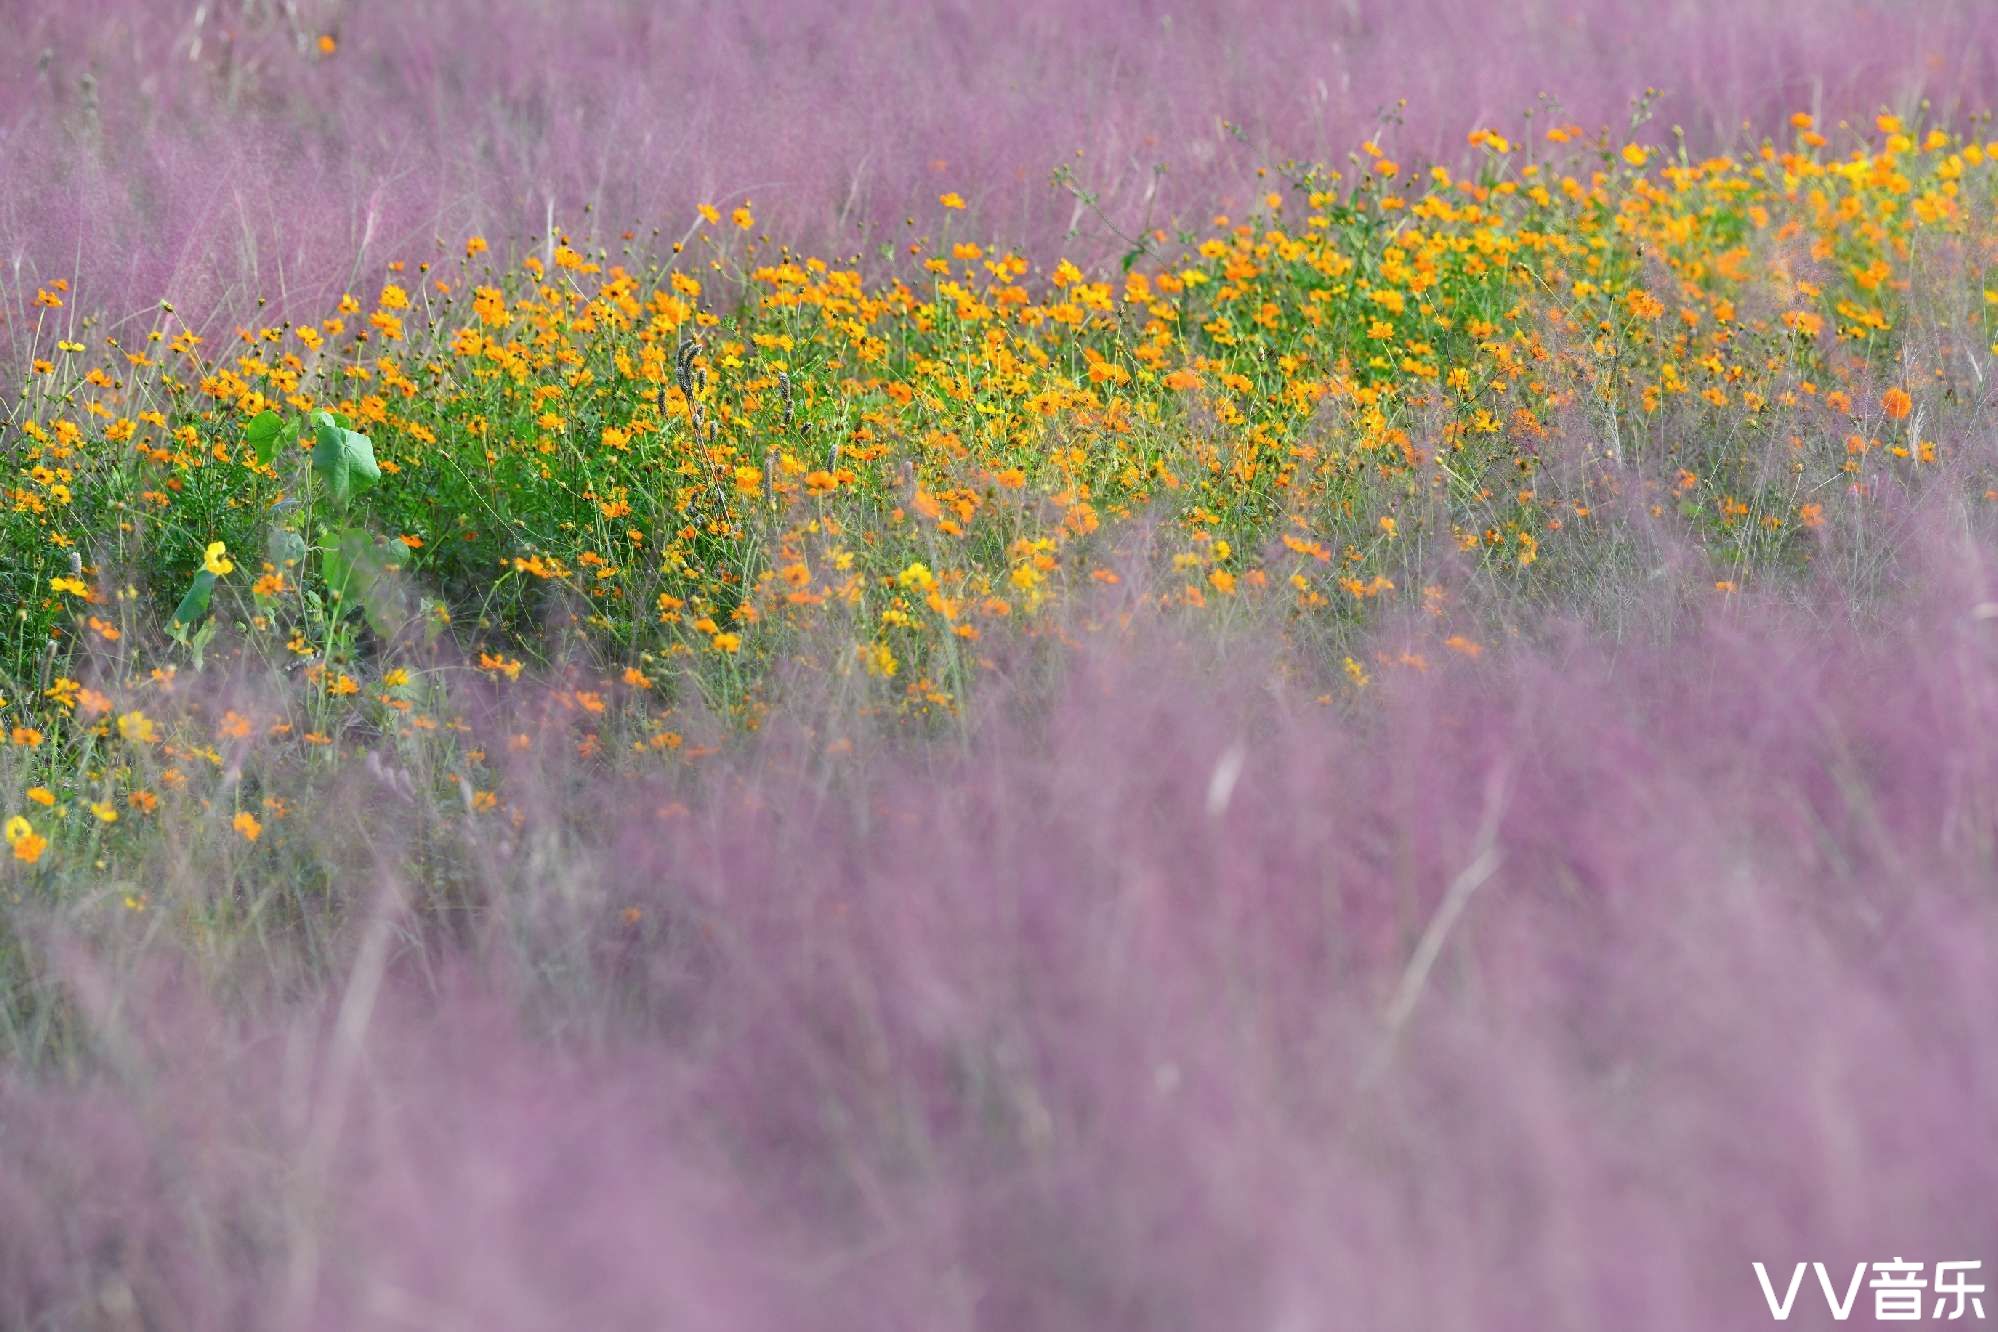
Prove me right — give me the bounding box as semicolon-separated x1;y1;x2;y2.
5;1;1998;1327
7;0;1996;345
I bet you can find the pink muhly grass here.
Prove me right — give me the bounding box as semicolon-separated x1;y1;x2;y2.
4;556;1998;1327
5;0;1996;345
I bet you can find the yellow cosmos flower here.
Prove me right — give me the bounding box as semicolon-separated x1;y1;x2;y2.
859;642;898;678
6;816;45;864
204;541;235;576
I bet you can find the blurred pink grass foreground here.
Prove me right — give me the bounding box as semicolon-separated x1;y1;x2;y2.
6;552;1998;1328
8;1;1998;1326
6;0;1998;343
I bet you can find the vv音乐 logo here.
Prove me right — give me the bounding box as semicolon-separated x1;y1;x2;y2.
1754;1260;1986;1322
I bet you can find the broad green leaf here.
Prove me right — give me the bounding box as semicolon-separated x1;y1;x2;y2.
245;410;284;465
311;415;381;505
320;526;363;604
265;527;308;569
171;569;217;627
321;525;408;638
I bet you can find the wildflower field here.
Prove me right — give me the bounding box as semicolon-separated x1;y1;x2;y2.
6;2;1998;1327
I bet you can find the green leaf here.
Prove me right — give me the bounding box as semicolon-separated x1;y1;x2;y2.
311;414;381;505
245;410;284;465
265;527;308;569
171;569;217;628
1120;245;1147;273
320;526;362;604
189;616;217;668
321;525;408;638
